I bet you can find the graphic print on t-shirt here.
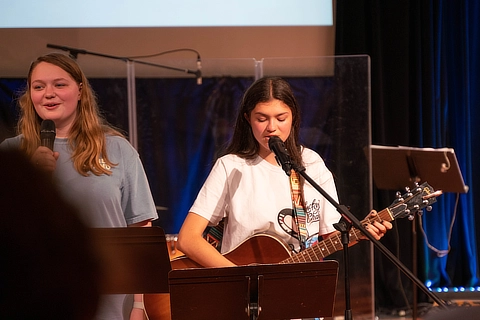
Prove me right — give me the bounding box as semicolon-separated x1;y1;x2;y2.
277;208;298;237
277;198;322;251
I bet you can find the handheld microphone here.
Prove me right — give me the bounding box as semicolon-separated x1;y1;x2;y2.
196;57;202;85
268;136;292;176
40;120;56;151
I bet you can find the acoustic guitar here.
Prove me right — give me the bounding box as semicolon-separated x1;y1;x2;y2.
144;182;440;320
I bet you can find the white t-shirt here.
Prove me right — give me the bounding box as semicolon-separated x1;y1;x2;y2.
190;147;340;254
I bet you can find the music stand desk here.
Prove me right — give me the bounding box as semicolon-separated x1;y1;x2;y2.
169;260;338;320
92;226;171;294
370;145;468;193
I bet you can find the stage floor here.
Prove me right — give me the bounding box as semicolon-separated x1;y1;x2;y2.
327;300;480;319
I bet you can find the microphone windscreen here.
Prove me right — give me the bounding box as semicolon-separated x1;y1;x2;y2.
268;136;283;150
40;120;56;150
40;119;56;133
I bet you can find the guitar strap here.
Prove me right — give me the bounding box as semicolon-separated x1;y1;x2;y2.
203;217;225;252
289;169;308;251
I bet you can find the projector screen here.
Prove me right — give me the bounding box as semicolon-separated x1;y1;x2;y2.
1;0;333;28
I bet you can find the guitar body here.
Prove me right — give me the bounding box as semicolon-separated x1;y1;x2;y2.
144;233;293;320
214;232;293;265
143;294;172;320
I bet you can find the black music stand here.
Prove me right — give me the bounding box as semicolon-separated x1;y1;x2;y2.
168;261;339;320
370;145;468;194
370;145;468;319
92;226;171;294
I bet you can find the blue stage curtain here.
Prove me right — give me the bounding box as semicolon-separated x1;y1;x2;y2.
0;79;25;140
420;0;479;288
336;0;480;311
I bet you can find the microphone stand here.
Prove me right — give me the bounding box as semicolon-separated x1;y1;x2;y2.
46;44;201;78
333;216;354;320
282;159;448;318
46;43;201;150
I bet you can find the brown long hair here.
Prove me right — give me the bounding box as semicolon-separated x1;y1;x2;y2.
225;77;303;168
17;53;123;176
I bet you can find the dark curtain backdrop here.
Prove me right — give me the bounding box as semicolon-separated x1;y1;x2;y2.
336;0;480;311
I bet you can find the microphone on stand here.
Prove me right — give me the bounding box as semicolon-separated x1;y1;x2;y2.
268;136;292;176
196;57;202;85
195;69;202;85
40;120;56;150
46;44;86;59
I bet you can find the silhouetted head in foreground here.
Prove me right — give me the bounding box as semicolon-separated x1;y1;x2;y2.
0;149;100;319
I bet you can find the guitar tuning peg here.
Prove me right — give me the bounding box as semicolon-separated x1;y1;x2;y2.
405;186;411;192
422;200;433;211
395;191;402;198
408;214;414;221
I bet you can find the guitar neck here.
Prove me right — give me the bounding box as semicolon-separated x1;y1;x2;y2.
282;207;394;264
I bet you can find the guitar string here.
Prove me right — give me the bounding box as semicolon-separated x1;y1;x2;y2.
283;211;389;264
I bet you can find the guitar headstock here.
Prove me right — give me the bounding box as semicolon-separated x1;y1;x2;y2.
388;182;442;220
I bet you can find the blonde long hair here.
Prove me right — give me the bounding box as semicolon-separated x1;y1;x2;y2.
18;53;124;176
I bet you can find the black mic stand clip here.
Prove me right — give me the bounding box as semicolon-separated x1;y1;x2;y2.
333;215;354;320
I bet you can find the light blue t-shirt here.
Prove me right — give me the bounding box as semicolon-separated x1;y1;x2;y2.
1;135;157;227
1;134;158;319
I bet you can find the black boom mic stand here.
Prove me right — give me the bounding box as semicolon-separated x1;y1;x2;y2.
46;43;201;79
46;43;201;151
268;137;448;320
